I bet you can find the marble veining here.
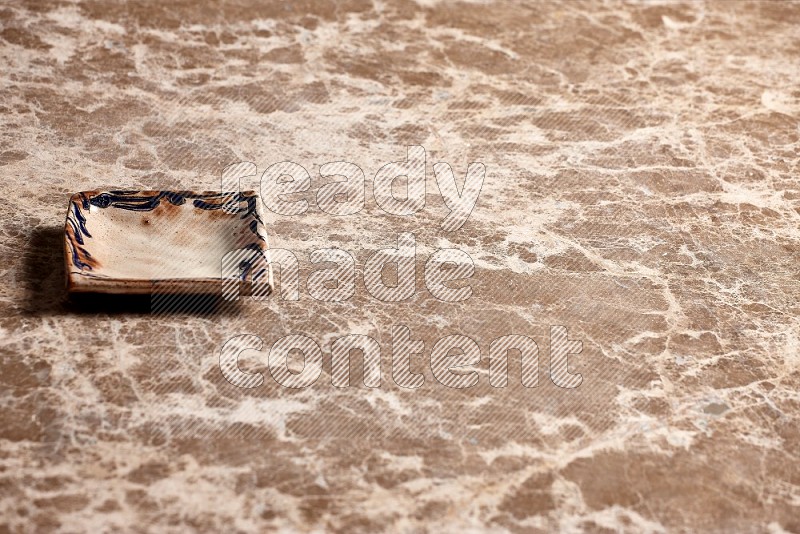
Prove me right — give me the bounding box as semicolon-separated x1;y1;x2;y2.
1;0;799;532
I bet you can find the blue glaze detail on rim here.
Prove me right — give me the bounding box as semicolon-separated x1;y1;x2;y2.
65;191;268;279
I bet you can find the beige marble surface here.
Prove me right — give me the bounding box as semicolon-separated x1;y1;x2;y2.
2;0;800;532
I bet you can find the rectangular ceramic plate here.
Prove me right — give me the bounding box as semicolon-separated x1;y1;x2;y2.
65;190;272;295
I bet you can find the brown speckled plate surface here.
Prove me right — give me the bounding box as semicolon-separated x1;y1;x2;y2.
65;190;270;294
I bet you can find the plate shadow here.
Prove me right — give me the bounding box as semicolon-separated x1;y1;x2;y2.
23;227;241;317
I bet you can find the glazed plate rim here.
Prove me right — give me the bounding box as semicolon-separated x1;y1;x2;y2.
64;190;271;295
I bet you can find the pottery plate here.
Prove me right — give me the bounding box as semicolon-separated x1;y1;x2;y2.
64;190;272;295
